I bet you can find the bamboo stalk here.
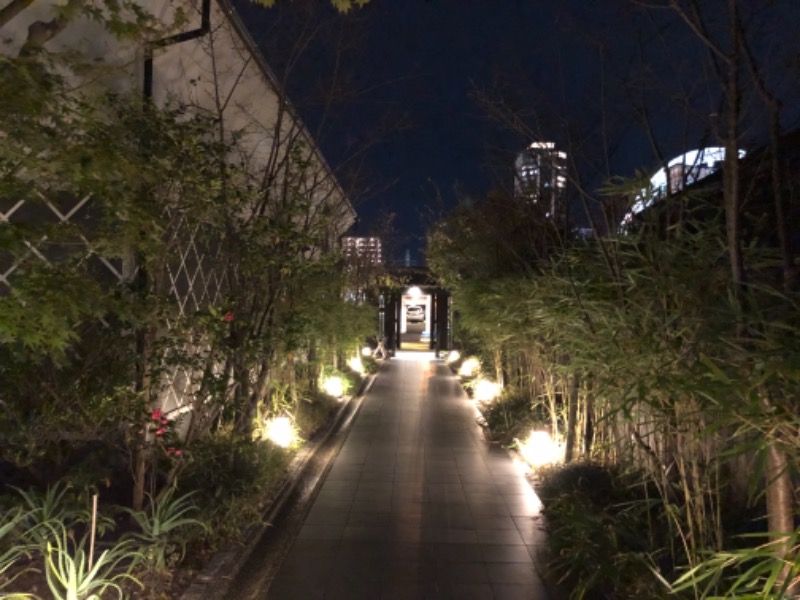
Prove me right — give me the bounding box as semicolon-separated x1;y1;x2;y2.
88;493;98;570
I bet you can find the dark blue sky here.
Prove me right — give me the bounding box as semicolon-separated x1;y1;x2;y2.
234;0;800;262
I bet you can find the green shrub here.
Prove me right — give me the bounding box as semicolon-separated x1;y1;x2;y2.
176;433;290;545
340;368;362;395
536;463;672;599
535;462;615;507
478;389;537;445
360;356;381;374
295;390;339;440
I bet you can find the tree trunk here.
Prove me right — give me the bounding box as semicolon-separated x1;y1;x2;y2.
583;381;594;458
132;320;155;511
767;118;795;291
564;373;579;463
764;444;797;595
761;393;799;596
132;446;147;512
723;51;744;292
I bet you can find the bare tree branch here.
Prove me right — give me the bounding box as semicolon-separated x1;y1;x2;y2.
0;0;34;28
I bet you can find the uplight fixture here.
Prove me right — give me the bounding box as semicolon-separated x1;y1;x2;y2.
458;357;481;379
264;416;296;448
348;356;365;375
518;430;563;468
445;350;461;364
473;378;502;402
322;375;344;398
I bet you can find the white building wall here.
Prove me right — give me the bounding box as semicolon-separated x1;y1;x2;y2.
2;0;354;418
2;0;353;235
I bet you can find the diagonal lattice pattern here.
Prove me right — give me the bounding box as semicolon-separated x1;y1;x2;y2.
2;193;229;417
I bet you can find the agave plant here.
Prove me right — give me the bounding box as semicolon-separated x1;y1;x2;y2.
43;522;142;600
12;483;113;548
0;507;36;590
122;487;208;573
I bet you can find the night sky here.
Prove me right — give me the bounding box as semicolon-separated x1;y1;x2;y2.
232;0;800;263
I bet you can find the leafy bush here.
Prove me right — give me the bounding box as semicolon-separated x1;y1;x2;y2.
536;462;671;599
478;389;537;445
295;390;340;440
535;463;615;507
176;433;290;545
360;355;381;374
341;366;364;394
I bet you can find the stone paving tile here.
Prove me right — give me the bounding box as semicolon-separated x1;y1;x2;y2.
265;576;327;599
486;561;542;584
475;528;526;546
492;582;551;600
299;508;349;527
266;354;552;599
295;523;345;541
481;544;539;563
472;515;518;530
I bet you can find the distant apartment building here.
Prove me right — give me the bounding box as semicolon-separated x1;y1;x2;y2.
514;141;567;218
342;236;383;266
342;237;383;302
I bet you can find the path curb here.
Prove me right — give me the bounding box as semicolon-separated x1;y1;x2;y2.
179;372;378;600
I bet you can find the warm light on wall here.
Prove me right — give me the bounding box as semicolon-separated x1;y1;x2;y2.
264;416;297;448
518;430;563;468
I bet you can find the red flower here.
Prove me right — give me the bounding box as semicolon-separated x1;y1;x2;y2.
167;448;183;457
155;427;166;436
223;312;235;322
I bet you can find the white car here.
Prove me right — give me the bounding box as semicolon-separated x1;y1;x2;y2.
406;305;425;322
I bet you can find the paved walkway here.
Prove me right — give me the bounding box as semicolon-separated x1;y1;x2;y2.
267;352;551;599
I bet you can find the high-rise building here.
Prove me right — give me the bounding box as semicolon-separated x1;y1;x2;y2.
342;236;383;266
514;141;567;218
341;236;384;302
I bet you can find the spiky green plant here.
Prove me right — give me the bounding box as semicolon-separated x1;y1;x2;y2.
668;530;800;599
0;507;35;590
121;487;207;573
43;523;142;600
12;484;114;548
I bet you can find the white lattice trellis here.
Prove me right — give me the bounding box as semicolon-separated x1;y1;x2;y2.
159;207;229;418
2;193;230;422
